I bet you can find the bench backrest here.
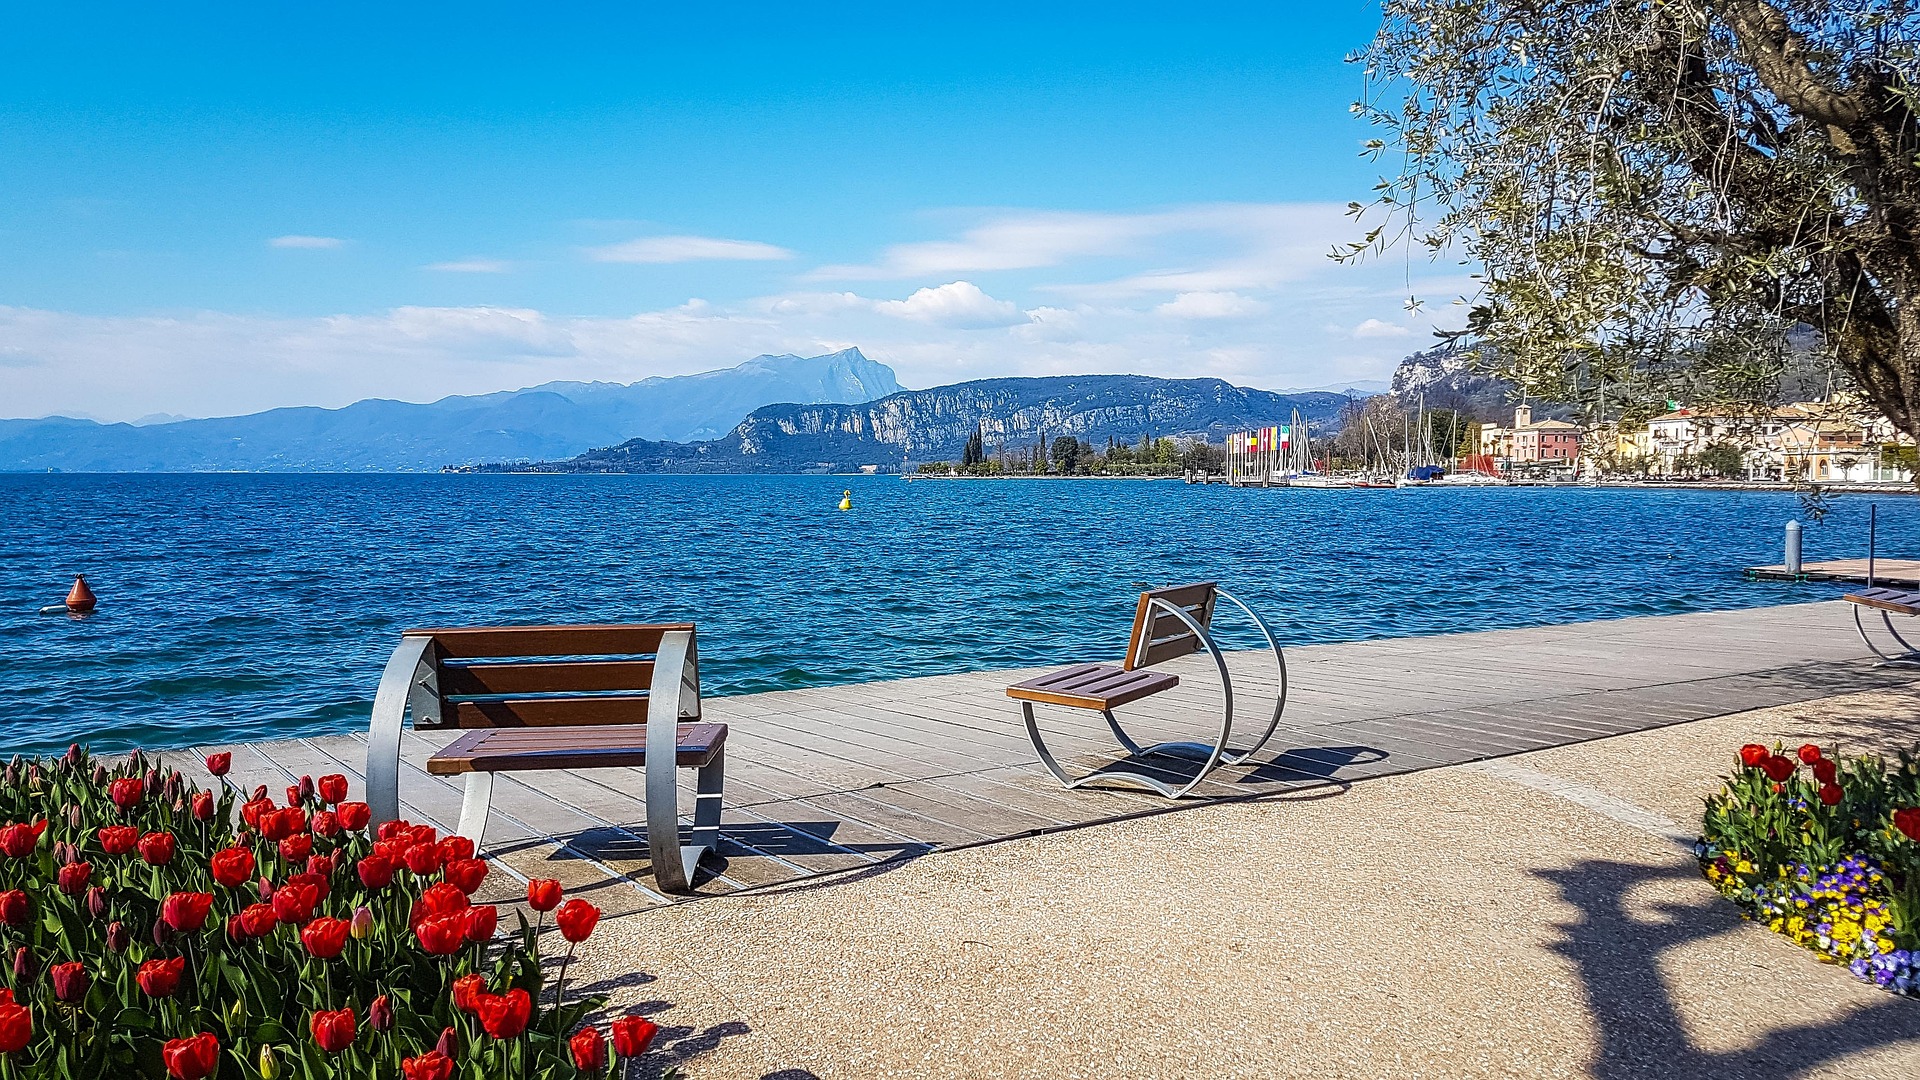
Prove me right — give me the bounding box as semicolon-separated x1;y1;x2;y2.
1123;583;1218;671
400;623;699;730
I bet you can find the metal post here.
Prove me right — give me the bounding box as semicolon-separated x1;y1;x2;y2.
1869;503;1878;588
1785;519;1803;578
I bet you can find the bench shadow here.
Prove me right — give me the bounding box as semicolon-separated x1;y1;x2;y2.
1536;858;1920;1078
561;978;758;1080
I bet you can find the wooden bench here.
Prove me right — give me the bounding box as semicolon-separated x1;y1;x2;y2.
365;623;723;894
1007;583;1287;798
1844;588;1920;666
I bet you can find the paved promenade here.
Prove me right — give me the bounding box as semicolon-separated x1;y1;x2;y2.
186;599;1906;916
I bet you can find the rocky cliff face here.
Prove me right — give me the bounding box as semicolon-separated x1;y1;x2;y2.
503;375;1353;473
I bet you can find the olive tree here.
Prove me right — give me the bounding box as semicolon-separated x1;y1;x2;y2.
1344;0;1920;437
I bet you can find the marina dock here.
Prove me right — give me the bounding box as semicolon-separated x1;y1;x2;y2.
177;601;1911;918
1744;558;1920;588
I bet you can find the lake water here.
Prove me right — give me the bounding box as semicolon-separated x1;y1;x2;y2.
0;474;1905;756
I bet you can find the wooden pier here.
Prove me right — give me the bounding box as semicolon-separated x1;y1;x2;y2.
1744;558;1920;588
175;601;1912;919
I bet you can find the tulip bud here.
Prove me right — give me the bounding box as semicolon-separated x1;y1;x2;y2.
258;1045;280;1079
50;961;87;1002
56;841;77;866
251;784;268;803
13;947;34;982
350;906;374;940
436;1026;458;1059
228;997;247;1026
85;885;107;921
298;775;316;804
62;744;81;772
106;921;131;953
27;764;40;786
2;762;13;787
128;748;145;771
152;916;173;947
258;878;275;902
369;994;393;1032
67;803;83;831
91;764;108;786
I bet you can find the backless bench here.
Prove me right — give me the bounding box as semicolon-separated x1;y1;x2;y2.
365;623;724;894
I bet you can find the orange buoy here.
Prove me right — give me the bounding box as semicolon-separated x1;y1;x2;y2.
65;575;97;614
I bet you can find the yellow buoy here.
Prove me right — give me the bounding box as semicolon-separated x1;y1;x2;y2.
838;490;852;511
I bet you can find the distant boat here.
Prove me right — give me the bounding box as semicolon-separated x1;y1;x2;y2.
1289;474;1354;489
1439;471;1505;486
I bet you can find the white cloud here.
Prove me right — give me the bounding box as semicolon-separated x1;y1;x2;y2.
874;282;1027;329
1352;318;1412;338
812;212;1152;279
424;259;510;273
1157;291;1269;319
269;235;344;249
586;235;795;264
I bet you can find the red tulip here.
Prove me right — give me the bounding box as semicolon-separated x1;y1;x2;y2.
107;921;131;952
439;836;476;863
57;862;91;895
1761;755;1796;782
556;898;600;943
279;834;313;863
240;797;272;830
369;993;393;1031
311;810;340;838
410;882;470;927
262;807;306;843
1797;743;1823;765
337;801;371;831
162;1032;220;1079
0;989;29;1054
377;819;413;842
611;1014;659;1058
137;832;176;866
211;847;256;888
463;904;498;943
571;1026;608;1072
401;1052;454;1080
271;882;320;926
1737;743;1769;768
358;853;395;890
0;892;24;927
478;988;532;1039
444;857;488;895
527;878;563;912
138;956;185;998
109;777;144;810
235;903;278;939
307;853;335;881
452;973;487;1014
204;752;231;777
50;961;88;1002
191;792;214;822
302;916;350;959
311;1006;356;1053
162;892;214;932
1818;783;1844;806
1895;807;1920;843
409;824;440;847
317;774;349;805
1813;759;1839;785
403;842;443;876
414;913;466;955
96;824;138;855
0;821;46;859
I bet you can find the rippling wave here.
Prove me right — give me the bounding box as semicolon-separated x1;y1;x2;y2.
0;473;1897;755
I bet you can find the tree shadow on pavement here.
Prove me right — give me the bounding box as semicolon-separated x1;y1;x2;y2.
1538;859;1920;1078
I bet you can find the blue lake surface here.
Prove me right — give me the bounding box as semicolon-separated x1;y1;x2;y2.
0;474;1908;756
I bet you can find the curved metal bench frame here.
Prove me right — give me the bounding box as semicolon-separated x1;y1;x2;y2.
365;627;720;894
1852;604;1920;667
1021;587;1288;798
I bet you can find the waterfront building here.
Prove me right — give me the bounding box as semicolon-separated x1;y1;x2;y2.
1476;404;1581;472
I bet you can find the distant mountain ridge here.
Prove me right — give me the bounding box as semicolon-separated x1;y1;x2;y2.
477;375;1354;474
0;348;901;472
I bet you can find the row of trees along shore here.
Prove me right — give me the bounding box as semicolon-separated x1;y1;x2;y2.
920;430;1226;476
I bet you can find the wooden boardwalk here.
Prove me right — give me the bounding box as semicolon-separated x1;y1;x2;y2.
1746;557;1920;588
179;600;1914;918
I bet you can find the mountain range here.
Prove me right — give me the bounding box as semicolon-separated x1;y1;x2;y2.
470;376;1355;474
0;348;900;472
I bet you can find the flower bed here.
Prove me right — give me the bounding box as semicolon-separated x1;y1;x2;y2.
1697;741;1920;995
0;746;674;1078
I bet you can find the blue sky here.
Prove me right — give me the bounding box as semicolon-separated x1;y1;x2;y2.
1;1;1468;421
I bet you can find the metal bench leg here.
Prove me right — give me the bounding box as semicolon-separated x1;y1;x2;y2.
646;629;713;895
1214;588;1288;765
455;772;493;847
366;636;433;829
1856;605;1920;667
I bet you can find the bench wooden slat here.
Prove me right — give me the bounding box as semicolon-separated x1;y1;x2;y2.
426;722;728;775
438;659;657;696
448;695;651;728
405;623;695;660
1006;664;1179;709
1845;589;1920;615
1124;583;1217;671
